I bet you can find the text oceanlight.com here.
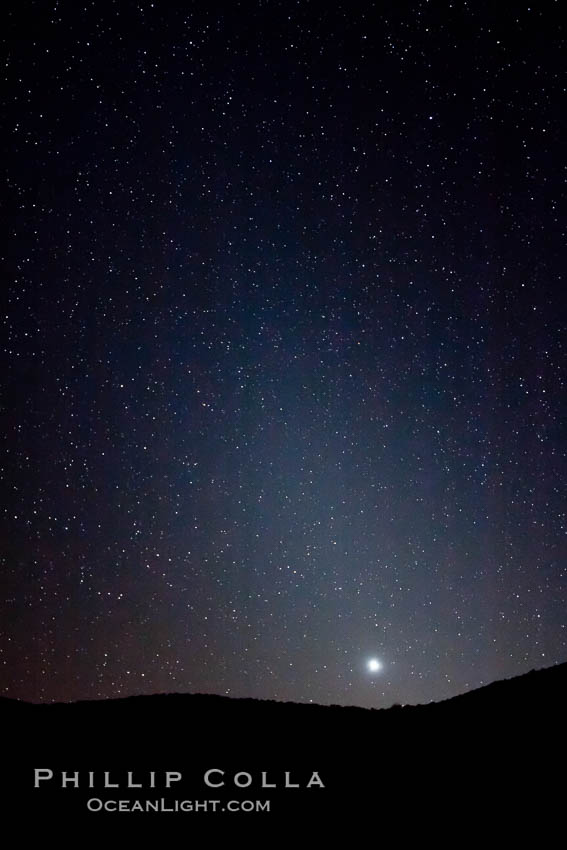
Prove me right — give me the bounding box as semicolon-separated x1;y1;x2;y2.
86;798;271;813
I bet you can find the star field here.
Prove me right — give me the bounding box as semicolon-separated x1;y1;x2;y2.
1;0;565;708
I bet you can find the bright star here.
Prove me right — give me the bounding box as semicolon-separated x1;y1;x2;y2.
367;658;382;673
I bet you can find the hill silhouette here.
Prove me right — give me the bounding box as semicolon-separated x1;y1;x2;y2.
2;662;565;835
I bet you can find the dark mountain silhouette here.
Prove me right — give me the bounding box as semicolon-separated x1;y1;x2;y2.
3;662;565;835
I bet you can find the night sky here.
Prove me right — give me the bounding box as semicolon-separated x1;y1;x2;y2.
2;1;565;710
